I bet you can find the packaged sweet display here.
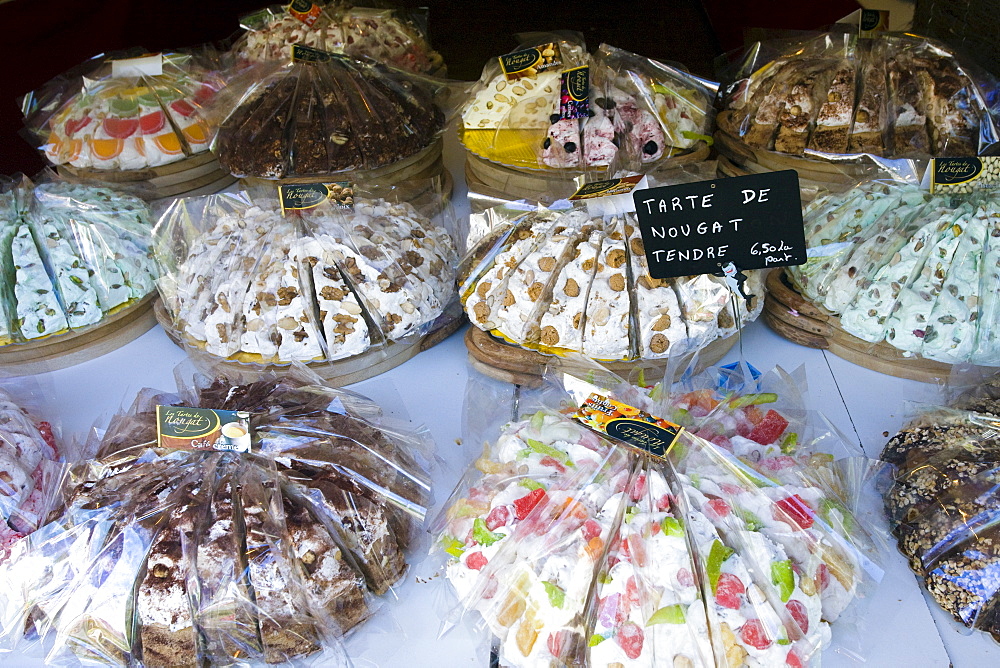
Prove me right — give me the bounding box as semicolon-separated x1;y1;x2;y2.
154;184;458;369
0;178;156;348
213;46;448;180
0;386;61;560
783;179;1000;366
720;31;1000;160
232;1;444;74
433;365;881;667
22;51;223;172
0;371;433;666
460;36;714;175
880;376;1000;641
459;202;763;362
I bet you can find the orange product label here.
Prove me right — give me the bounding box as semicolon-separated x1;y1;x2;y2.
288;0;322;26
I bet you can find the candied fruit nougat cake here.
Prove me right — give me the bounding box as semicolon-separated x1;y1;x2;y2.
623;218;687;358
807;63;856;154
846;57;887;155
773;60;835;155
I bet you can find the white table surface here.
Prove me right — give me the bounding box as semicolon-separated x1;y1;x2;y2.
4;128;996;667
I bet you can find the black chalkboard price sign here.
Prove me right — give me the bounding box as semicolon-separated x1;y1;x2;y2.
632;170;806;280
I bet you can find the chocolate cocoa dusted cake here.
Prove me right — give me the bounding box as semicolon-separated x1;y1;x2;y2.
0;374;433;666
881;378;1000;639
724;31;998;158
214;46;445;179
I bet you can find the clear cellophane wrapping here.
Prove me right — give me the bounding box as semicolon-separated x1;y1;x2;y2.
21;48;225;172
0;365;435;665
153;181;459;367
231;1;443;74
431;357;885;667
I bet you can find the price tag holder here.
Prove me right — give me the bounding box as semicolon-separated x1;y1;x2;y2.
499;43;561;81
632;170;806;280
928;157;1000;193
112;54;163;78
572;393;683;460
156;406;253;453
288;0;322;27
279;183;354;215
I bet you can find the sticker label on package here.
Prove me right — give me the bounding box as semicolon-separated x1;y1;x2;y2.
288;0;322;26
292;44;333;63
859;9;889;37
560;66;590;119
573;393;682;459
930;157;1000;193
633;170;806;279
499;43;561;81
111;54;164;78
570;175;644;200
279;183;354;214
156;405;253;453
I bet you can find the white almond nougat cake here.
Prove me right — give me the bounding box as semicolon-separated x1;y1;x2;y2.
463;207;761;361
164;194;458;364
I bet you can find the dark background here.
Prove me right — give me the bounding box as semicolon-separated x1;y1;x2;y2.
0;0;860;176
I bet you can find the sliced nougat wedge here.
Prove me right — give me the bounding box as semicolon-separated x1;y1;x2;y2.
581;221;632;360
239;470;321;663
30;214;102;329
623;217;687;357
774;60;835;154
492;211;590;345
537;228;603;352
807;63;856;154
886;206;976;354
12;223;67;340
915;58;980;156
741;61;798;149
847;57;887;155
137;486;203;668
194;460;261;663
298;236;371;360
888;58;930;156
464;214;561;331
920;205;991;363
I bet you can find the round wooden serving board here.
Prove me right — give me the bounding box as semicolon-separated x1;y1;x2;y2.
463;141;711;204
0;293;158;376
56;151;233;200
465;326;739;388
763;269;956;383
155;300;464;386
238;139;445;189
714;111;874;189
